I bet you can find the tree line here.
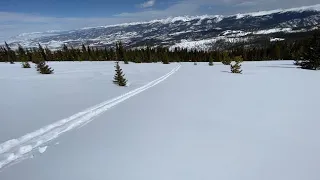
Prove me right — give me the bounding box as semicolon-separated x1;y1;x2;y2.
0;31;318;65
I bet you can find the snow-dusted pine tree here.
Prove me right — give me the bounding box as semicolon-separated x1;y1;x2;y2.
22;61;31;68
296;31;320;70
113;62;127;86
5;42;16;64
230;56;243;74
36;44;54;74
221;52;231;65
36;61;54;74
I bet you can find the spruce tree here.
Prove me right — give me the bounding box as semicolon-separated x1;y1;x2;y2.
296;31;320;70
81;44;88;61
22;61;31;68
146;46;152;63
162;51;170;64
36;61;54;74
209;55;214;66
116;42;128;64
221;52;231;65
230;56;243;74
274;44;281;60
17;44;31;68
113;62;127;86
36;44;54;74
17;44;26;61
5;42;16;64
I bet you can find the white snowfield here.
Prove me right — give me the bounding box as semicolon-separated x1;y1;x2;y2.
0;61;320;180
0;63;180;169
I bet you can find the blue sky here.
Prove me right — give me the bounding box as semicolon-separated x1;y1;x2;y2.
0;0;319;41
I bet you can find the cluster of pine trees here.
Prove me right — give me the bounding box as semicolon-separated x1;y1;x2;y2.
294;31;320;70
0;39;309;63
0;31;319;71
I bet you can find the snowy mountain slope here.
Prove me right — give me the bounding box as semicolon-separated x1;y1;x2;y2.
7;4;320;50
0;61;320;180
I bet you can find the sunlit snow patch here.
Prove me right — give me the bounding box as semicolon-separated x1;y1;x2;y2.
38;146;48;154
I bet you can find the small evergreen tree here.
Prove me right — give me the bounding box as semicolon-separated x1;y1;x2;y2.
36;61;54;74
17;44;27;61
116;42;128;64
124;53;129;64
209;56;214;66
296;31;320;70
113;62;127;86
230;56;243;74
36;44;54;74
274;44;281;60
5;42;16;64
22;61;31;68
162;51;170;64
193;59;197;65
221;51;231;65
17;44;31;68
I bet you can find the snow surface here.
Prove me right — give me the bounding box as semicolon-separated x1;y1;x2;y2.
169;37;248;50
0;62;180;169
1;61;320;180
38;146;47;154
0;62;177;142
254;28;292;34
270;38;285;42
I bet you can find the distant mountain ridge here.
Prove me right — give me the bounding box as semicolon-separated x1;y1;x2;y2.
7;4;320;50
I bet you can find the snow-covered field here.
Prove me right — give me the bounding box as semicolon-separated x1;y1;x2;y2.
0;61;320;180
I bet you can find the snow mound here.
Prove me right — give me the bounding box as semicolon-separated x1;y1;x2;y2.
38;146;48;154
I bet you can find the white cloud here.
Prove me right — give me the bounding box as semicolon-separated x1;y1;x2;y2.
140;0;156;8
235;1;258;7
0;12;138;42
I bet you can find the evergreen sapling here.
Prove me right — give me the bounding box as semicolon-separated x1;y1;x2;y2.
221;52;231;65
113;62;127;86
209;56;214;66
36;44;54;74
22;61;31;68
36;61;54;74
230;56;243;74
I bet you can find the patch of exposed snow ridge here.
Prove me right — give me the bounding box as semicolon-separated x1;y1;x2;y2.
38;146;48;154
270;38;285;42
81;15;224;30
170;37;247;51
254;28;292;34
80;4;320;30
235;4;320;19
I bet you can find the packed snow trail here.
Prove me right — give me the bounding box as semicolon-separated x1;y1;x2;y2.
0;65;181;170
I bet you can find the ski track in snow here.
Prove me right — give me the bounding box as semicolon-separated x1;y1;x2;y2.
0;65;181;170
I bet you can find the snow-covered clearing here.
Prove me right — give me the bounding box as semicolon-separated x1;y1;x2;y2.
0;61;320;180
0;62;180;169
